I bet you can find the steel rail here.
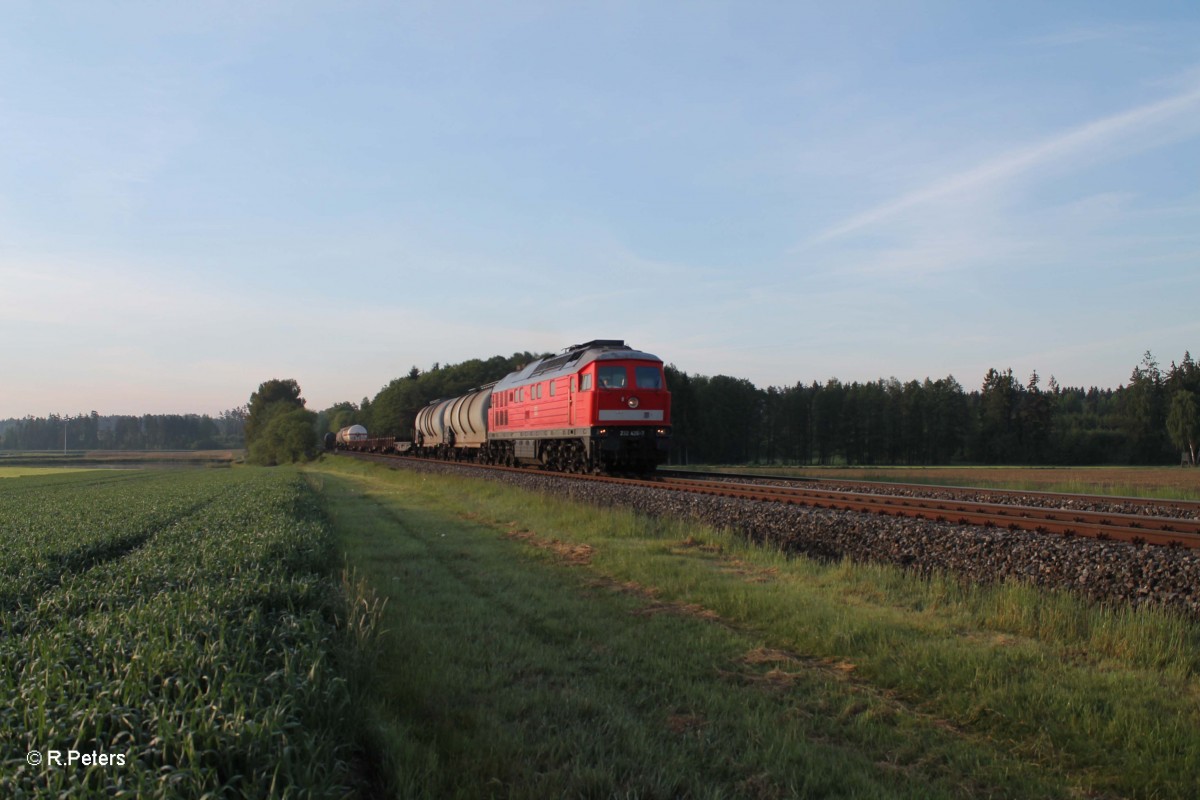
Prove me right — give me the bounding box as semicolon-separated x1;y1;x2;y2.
657;477;1200;549
657;469;1200;517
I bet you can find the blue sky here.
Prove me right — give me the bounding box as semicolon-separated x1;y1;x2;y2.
2;1;1198;417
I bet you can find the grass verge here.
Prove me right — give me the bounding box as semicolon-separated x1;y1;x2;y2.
307;458;1200;798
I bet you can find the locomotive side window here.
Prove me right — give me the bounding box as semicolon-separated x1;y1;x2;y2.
635;366;662;389
597;366;627;389
581;374;592;391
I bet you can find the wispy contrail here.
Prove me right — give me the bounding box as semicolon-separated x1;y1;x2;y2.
809;82;1200;245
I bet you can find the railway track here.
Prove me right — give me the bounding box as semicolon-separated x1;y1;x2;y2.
655;475;1200;549
339;452;1200;550
659;468;1200;518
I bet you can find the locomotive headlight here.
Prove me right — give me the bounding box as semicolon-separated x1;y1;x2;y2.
627;397;639;409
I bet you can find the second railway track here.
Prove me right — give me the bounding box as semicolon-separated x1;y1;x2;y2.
343;452;1200;550
655;475;1200;549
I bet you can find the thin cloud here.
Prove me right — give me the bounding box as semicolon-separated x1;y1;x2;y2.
806;82;1200;245
1022;24;1151;48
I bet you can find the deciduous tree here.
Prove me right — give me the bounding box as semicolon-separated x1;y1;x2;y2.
245;379;316;465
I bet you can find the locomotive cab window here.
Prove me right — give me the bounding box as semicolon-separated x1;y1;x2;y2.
597;366;627;389
635;366;663;390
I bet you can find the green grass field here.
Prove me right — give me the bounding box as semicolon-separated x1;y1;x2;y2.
5;460;1197;797
309;457;1200;799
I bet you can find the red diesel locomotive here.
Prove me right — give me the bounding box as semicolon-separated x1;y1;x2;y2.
412;340;671;473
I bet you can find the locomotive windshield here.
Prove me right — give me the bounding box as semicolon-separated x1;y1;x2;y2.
597;366;627;389
635;366;662;389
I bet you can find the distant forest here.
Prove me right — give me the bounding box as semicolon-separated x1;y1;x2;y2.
0;410;247;451
318;349;1200;467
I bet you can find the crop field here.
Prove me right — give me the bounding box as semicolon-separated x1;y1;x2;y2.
0;450;240;470
0;467;105;479
0;467;377;798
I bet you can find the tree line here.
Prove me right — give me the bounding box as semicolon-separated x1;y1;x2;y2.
666;351;1200;466
0;410;246;451
11;348;1195;468
319;349;1199;468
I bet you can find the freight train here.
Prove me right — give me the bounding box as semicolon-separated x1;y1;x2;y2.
333;340;671;473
